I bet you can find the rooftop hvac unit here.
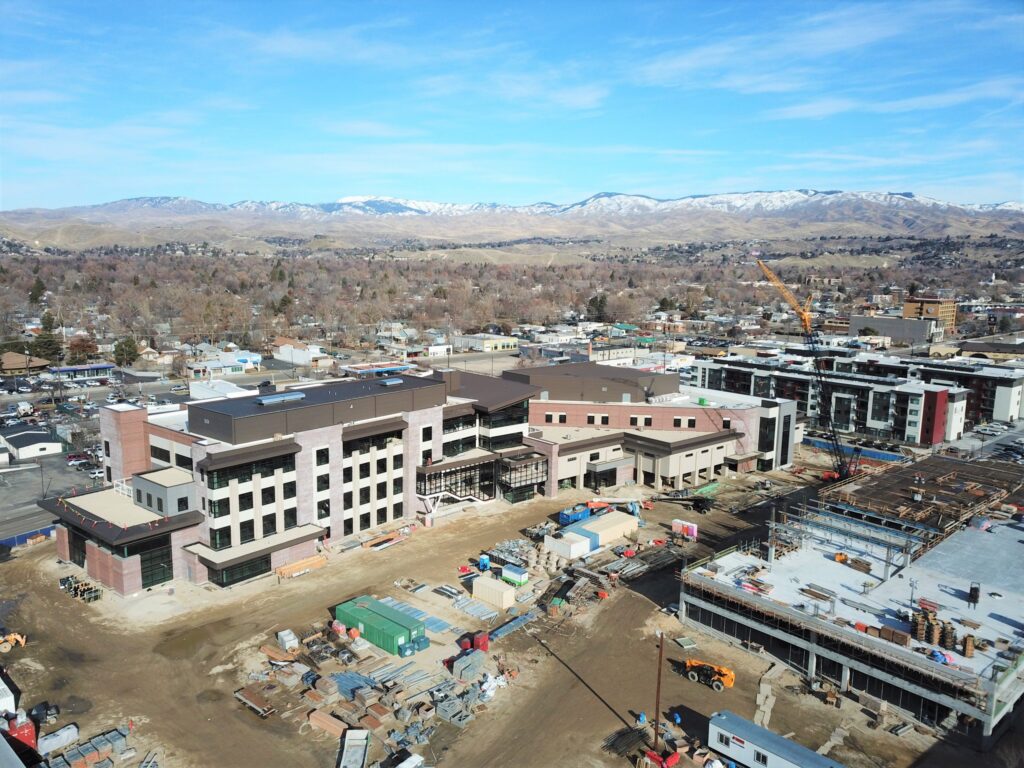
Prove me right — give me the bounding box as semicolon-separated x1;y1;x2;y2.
379;378;404;387
255;391;305;406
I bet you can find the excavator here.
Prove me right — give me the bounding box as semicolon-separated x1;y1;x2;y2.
0;631;27;653
681;659;736;692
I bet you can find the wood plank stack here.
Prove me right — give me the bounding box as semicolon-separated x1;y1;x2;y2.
846;557;873;574
275;554;328;578
962;635;975;658
941;621;957;650
308;708;347;737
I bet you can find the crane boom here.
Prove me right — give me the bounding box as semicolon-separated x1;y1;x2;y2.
755;259;859;480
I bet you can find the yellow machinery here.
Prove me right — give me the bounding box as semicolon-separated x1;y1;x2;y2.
0;632;27;653
682;659;736;692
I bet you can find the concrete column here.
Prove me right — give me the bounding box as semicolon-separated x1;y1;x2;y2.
840;664;851;692
807;630;818;681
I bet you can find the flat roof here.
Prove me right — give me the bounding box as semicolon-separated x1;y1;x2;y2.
710;711;846;768
192;375;441;418
136;467;193;487
66;488;162;528
700;522;1023;677
185;524;322;569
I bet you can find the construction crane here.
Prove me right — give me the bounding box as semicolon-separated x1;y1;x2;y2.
756;259;860;480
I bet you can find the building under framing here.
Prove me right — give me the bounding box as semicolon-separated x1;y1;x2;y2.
679;456;1024;747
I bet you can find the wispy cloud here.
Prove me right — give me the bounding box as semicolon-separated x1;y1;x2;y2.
319;120;425;138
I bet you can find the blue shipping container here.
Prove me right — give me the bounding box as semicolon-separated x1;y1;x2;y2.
558;504;592;526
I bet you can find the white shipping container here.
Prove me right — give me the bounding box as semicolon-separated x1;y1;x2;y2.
580;510;638;545
543;532;591;559
472;575;516;610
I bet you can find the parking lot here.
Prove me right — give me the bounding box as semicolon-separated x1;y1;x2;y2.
0;455;100;541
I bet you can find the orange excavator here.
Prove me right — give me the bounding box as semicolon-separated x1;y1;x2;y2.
682;659;735;692
0;632;27;653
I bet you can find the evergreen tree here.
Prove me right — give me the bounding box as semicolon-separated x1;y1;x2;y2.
28;277;46;304
113;337;140;367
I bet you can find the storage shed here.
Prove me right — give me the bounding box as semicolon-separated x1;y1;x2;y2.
471;575;516;610
579;510;638;546
543;531;591;559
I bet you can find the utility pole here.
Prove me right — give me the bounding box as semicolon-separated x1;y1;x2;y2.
653;631;665;754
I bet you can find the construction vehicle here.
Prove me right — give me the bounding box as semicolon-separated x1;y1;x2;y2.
0;632;27;653
756;259;861;481
681;659;735;692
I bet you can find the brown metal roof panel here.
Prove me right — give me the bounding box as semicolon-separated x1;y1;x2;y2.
196;440;301;472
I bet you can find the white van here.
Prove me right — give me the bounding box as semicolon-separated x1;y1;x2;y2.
16;401;33;417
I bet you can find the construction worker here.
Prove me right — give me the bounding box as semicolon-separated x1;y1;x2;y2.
635;711;647;727
671;711;682;727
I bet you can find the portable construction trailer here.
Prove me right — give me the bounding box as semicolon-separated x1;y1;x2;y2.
500;564;529;587
708;710;847;768
334;600;411;655
579;510;638;546
472;574;516;610
349;595;426;643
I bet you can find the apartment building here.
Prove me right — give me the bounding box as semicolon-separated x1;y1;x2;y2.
40;369;539;594
691;355;970;445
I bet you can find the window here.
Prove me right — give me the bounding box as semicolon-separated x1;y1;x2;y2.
343;491;353;509
135;489;142;503
105;467;111;482
376;458;387;474
104;440;110;457
673;417;682;428
589;452;600;461
209;498;229;518
376;481;386;498
175;453;193;471
146;492;153;508
343;466;352;483
587;414;596;425
261;487;275;505
718;733;730;747
209;554;270;587
601;415;609;425
156;497;163;513
262;513;277;536
394;454;403;469
209;526;232;551
422;425;433;442
316;447;329;466
238;492;253;511
545;413;554;423
687;417;696;428
377;507;387;525
359;462;370;479
754;750;768;766
393;502;403;519
359;488;370;505
201;497;206;510
317;499;330;519
722;418;731;429
393;478;403;495
343;517;354;536
150;445;170;463
177;497;188;513
283;481;296;499
558;414;567;424
422;449;432;465
359;512;371;531
630;416;652;427
239;520;255;544
283;507;297;530
317;474;330;492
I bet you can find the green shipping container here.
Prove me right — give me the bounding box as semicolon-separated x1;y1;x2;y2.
335;599;409;655
350;595;426;641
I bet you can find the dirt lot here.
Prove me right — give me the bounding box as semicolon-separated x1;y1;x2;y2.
1;482;1013;768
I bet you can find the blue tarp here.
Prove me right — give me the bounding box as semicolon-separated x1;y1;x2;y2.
802;437;904;463
0;526;54;549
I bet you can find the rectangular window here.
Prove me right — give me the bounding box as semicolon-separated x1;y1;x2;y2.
377;507;387;525
146;492;153;508
630;416;638;426
238;491;253;511
393;454;403;469
316;447;329;466
359;512;371;530
150;445;170;463
283;481;296;499
601;415;609;425
342;466;352;483
558;414;567;424
687;417;696;428
359;462;370;479
106;466;111;482
317;499;330;519
589;452;600;461
177;496;188;513
261;487;275;505
376;457;387;474
393;502;403;519
104;440;110;457
673;417;682;428
135;488;142;503
317;474;330;492
587;414;596;425
754;750;768;766
545;413;554;423
174;453;193;471
722;418;731;429
343;491;353;509
422;450;432;465
239;520;255;544
156;497;163;513
376;481;386;498
359;487;370;505
283;507;297;530
393;478;403;495
422;425;433;442
209;526;232;551
718;733;730;747
208;498;230;518
262;513;277;536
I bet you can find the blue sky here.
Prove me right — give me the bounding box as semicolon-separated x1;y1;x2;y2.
1;0;1022;208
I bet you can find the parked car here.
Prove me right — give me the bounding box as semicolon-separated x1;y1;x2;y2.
67;457;91;466
66;453;89;461
88;469;105;480
17;386;32;393
3;418;23;427
170;384;188;393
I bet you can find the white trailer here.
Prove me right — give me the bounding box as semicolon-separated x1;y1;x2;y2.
708;711;847;768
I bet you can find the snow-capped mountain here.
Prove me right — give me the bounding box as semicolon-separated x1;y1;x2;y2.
6;190;1021;219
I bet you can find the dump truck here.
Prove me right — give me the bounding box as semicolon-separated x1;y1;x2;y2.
682;660;735;692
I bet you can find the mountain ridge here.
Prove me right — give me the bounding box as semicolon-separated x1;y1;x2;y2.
5;189;1023;219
